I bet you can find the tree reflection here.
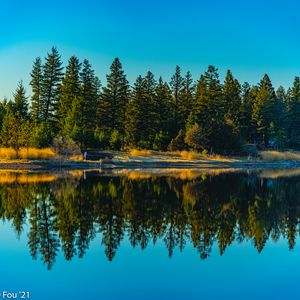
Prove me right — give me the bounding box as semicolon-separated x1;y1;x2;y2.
0;170;300;268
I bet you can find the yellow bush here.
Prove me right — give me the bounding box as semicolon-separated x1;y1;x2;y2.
180;151;202;160
129;149;153;157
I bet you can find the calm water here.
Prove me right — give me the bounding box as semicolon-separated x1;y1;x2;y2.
0;168;300;300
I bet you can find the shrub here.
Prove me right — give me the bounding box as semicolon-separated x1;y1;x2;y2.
185;123;205;150
52;135;81;157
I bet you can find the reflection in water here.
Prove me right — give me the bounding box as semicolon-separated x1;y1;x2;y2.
0;168;300;269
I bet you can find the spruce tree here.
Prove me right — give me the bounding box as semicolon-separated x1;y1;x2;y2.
252;74;277;147
125;76;148;147
154;77;173;135
30;57;43;122
178;71;194;128
98;58;129;137
40;47;63;123
222;70;241;126
170;66;184;132
13;81;28;118
143;71;157;143
58;56;82;132
239;82;257;143
80;59;99;146
274;86;288;148
64;59;99;147
287;77;300;148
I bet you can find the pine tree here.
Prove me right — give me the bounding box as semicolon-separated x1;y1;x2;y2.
154;77;173;135
222;70;241;126
252;74;277;147
178;71;194;128
40;47;63;123
287;77;300;148
125;76;148;147
143;71;157;143
98;58;129;137
170;66;184;132
64;59;99;147
30;57;43;122
239;82;257;143
13;81;28;118
273;86;288;148
80;59;99;146
58;56;82;132
1;109;28;157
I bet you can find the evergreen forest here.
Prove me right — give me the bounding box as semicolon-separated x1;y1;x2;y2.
2;47;300;154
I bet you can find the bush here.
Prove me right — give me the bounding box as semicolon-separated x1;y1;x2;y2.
52;135;81;157
130;149;153;157
184;123;205;150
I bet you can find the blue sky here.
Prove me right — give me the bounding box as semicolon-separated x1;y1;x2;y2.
0;0;299;99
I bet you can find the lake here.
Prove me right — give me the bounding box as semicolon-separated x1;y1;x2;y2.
0;168;299;300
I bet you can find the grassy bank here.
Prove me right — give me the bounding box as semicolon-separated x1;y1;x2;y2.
0;148;299;171
259;150;300;162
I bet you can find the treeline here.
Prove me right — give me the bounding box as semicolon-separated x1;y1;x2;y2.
2;171;300;268
2;47;300;154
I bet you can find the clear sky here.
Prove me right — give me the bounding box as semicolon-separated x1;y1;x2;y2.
0;0;299;99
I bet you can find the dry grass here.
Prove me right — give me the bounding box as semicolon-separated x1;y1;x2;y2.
129;149;153;157
0;147;57;160
259;150;300;162
69;154;83;161
179;151;202;160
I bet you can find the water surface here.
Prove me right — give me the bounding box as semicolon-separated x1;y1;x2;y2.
0;168;299;300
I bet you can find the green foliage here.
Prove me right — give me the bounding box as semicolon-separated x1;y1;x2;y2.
109;129;122;150
40;47;63;123
98;58;129;136
168;129;186;151
29;122;53;148
30;57;43;122
0;48;297;154
153;131;170;151
1;111;28;156
13;81;28;118
94;127;110;149
252;74;277;147
58;56;81;131
184;123;205;150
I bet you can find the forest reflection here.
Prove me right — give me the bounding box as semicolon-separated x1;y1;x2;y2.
1;168;300;269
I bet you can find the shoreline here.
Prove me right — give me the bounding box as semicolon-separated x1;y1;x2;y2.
0;157;300;171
